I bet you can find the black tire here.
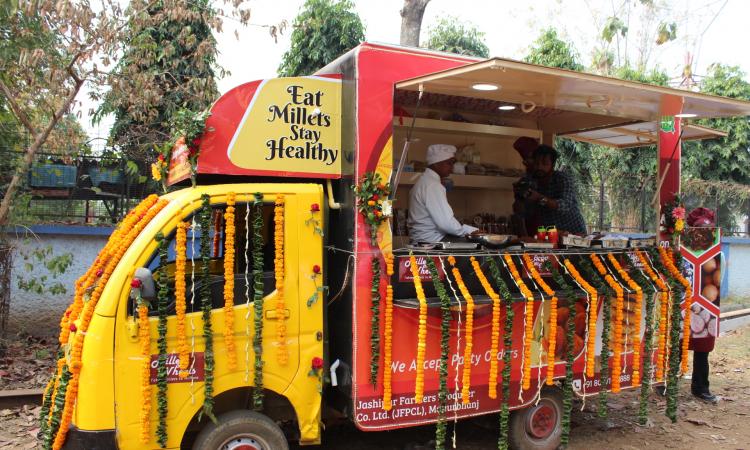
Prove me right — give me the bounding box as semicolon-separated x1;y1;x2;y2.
508;389;563;450
192;410;289;450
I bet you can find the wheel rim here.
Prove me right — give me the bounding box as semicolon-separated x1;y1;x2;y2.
219;434;269;450
525;399;557;439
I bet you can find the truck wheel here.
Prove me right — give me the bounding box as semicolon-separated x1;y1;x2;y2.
192;410;289;450
508;389;563;450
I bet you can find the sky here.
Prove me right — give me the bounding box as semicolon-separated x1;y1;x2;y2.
81;0;750;142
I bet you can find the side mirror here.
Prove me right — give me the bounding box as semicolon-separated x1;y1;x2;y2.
131;267;156;300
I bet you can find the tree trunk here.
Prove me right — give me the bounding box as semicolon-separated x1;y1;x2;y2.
0;79;83;225
399;0;431;47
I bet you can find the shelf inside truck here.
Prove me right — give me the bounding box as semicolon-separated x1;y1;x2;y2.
397;172;516;190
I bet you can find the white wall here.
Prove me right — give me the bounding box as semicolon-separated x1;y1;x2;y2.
724;239;750;301
4;226;111;336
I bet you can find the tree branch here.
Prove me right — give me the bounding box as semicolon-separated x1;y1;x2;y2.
0;78;85;225
0;78;39;137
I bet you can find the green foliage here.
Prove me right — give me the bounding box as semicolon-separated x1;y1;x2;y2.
601;16;628;43
655;22;677;45
524;28;583;71
682;64;750;228
16;244;72;295
95;0;222;159
277;0;365;77
424;16;489;58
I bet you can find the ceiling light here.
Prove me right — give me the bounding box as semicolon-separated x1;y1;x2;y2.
472;83;499;91
675;113;697;118
498;105;516;111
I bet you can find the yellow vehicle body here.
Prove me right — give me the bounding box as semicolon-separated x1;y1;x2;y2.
70;184;325;448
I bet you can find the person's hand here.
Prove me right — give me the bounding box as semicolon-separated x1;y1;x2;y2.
526;190;543;202
469;230;484;236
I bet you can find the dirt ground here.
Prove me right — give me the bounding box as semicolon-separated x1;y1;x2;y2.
1;326;749;449
306;324;750;450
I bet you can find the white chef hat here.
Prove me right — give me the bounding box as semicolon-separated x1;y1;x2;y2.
426;144;457;165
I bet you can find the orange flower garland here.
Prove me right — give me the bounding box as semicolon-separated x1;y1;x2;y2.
274;195;288;365
658;247;693;374
175;221;189;378
137;303;152;443
504;254;535;391
606;253;643;385
51;199;169;450
521;254;559;385
448;256;474;404
563;259;599;378
46;356;66;428
636;250;669;381
59;195;159;344
409;254;428;403
470;257;501;399
223;193;237;370
383;253;394;410
590;253;624;393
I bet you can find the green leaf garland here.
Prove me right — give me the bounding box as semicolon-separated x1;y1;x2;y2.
631;263;656;425
199;194;216;422
548;259;577;447
252;193;265;410
370;257;381;387
487;257;513;450
648;249;683;422
425;257;451;450
38;349;63;442
42;365;70;449
155;232;170;447
578;256;612;420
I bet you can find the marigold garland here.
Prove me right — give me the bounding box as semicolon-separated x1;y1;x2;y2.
370;256;381;387
487;257;514;450
658;247;693;374
521;254;559;385
448;256;475;403
47;198;168;450
563;259;598;378
59;194;159;345
251;193;265;410
175;221;190;378
137;303;152;444
409;253;428;403
547;259;576;447
223;192;238;370
630;264;657;425
38;354;58;439
591;253;624;392
504;254;534;391
426;257;452;450
471;256;502;399
155;232;170;447
606;253;643;385
578;257;612;420
637;250;669;382
382;253;394;411
274;195;288;365
649;248;683;423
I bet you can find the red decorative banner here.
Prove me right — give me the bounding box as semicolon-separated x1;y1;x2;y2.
150;352;204;384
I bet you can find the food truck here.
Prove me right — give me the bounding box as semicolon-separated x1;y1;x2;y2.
39;43;750;450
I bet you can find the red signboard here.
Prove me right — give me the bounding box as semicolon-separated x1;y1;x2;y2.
149;352;204;384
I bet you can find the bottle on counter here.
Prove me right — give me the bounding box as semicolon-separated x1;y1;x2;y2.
547;226;558;245
536;226;547;242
